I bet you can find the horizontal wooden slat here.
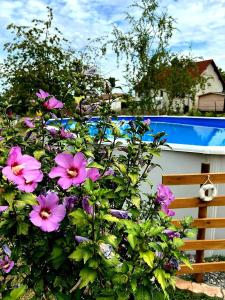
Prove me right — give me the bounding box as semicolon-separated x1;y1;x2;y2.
177;261;225;274
162;173;225;185
172;218;225;228
180;239;225;251
169;196;225;209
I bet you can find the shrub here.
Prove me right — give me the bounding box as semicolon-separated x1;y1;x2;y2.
0;88;194;299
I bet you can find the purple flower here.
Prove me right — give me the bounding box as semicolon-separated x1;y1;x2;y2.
0;206;8;213
43;97;64;110
164;229;180;239
161;204;175;217
156;184;174;206
36;89;50;99
29;192;66;232
0;256;14;273
156;184;175;216
82;197;93;215
49;152;87;190
87;168;101;182
110;209;129;219
0;136;4;141
63;196;79;211
24;117;35;128
164;258;180;271
2;245;11;257
47;127;58;136
75;236;90;243
144;119;151;125
104;168;114;176
60;128;74;139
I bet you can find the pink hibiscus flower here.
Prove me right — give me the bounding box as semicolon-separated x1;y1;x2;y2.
60;128;74;139
87;168;101;182
0;206;8;213
17;170;43;193
0;256;14;273
29;192;66;232
2;146;43;191
49;152;87;189
43;97;64;110
36;89;50;99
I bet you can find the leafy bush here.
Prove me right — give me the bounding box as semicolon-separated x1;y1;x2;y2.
0;87;194;299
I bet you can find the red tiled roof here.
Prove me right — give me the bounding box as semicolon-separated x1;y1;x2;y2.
196;59;214;74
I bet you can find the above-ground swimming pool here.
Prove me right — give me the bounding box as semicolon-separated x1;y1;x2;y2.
49;116;225;154
48;115;225;254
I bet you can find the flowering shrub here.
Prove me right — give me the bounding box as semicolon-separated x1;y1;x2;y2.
0;89;195;299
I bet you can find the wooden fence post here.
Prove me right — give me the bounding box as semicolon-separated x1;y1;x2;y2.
195;163;210;283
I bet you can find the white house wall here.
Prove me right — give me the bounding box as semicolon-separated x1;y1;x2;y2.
194;64;224;109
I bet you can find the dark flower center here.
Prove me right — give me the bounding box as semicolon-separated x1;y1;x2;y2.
12;162;24;175
67;167;78;178
40;208;51;220
3;262;10;269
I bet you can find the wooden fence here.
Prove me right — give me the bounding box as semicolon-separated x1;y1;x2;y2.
162;171;225;283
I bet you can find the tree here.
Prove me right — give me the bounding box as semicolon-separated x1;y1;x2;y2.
0;7;104;114
103;0;207;113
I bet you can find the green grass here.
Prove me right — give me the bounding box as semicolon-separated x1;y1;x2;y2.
169;289;221;300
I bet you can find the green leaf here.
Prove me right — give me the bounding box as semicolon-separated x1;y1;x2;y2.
140;250;155;268
33;150;45;160
131;195;140;208
102;234;118;248
69;208;89;227
56;292;72;300
84;150;95;158
114;162;126;174
9;285;26;299
173;237;185;248
50;246;66;269
20;193;37;205
79;267;97;289
84;178;94;193
69;246;93;263
135;286;151;300
4;192;16;207
87;162;104;170
96;296;115;300
128;173;138;185
127;233;137;249
17;222;29;235
131;278;137;292
103;214;120;223
154;269;170;292
180;256;193;269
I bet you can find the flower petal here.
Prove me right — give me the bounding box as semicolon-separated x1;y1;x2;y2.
55;153;74;169
57;177;73;190
49;166;67;178
73;152;87;168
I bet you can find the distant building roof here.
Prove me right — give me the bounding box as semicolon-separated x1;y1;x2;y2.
196;59;225;89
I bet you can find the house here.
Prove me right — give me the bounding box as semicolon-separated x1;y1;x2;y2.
136;59;225;113
191;59;225;112
160;59;225;112
100;93;128;112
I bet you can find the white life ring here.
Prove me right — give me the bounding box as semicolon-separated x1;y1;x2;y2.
199;183;217;202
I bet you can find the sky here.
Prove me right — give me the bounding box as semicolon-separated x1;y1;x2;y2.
1;0;225;89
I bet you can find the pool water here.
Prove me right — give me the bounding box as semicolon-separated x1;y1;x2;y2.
48;116;225;147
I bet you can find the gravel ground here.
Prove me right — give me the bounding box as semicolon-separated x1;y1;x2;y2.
181;255;225;289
